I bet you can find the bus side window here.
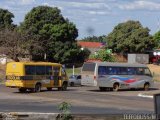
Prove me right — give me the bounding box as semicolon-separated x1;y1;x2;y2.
108;67;113;75
25;65;36;75
119;67;127;75
98;66;107;75
46;66;52;75
127;67;136;75
36;66;45;75
136;68;144;75
53;67;60;76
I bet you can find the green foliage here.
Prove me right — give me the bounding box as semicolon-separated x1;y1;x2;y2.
81;35;106;42
89;49;116;62
57;102;72;120
153;31;160;48
0;8;15;30
19;6;88;63
107;20;155;53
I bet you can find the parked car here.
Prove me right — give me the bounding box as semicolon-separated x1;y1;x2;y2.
69;75;81;86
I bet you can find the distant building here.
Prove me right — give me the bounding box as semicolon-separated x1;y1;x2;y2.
77;41;105;54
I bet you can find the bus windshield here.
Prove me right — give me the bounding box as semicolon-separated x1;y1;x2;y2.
82;62;96;74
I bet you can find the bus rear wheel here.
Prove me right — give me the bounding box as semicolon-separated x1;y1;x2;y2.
18;88;26;93
144;83;149;91
58;82;67;91
33;83;41;92
113;83;119;92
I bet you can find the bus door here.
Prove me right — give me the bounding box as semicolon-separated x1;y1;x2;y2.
45;66;53;86
61;67;67;81
53;67;60;86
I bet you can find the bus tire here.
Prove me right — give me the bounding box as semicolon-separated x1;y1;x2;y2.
144;83;149;91
18;88;26;93
62;82;67;91
70;82;74;87
99;87;107;91
58;82;68;91
113;83;119;92
47;87;52;91
34;83;41;92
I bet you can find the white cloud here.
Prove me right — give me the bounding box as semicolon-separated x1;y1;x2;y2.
21;0;35;5
91;18;98;22
88;11;110;15
118;1;160;11
7;0;35;5
42;2;49;6
53;1;110;10
69;2;110;10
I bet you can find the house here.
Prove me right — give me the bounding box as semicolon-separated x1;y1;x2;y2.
77;41;105;54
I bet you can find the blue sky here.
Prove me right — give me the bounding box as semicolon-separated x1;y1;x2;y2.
1;0;160;39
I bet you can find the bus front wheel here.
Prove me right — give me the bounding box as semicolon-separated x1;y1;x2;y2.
113;83;119;92
144;83;149;91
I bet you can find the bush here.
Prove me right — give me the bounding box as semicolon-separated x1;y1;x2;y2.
89;49;116;62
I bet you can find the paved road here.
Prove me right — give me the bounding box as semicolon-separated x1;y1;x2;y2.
0;84;159;114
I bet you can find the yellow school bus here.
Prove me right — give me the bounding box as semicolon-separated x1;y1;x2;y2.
5;62;68;92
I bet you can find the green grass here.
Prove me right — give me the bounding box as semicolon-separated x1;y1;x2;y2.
65;67;81;76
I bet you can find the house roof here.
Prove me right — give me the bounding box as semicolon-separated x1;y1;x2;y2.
77;41;105;48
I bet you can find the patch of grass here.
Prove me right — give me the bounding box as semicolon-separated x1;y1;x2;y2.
65;67;81;76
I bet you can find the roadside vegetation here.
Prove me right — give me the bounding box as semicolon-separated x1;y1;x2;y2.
57;102;72;120
89;49;116;62
66;67;81;76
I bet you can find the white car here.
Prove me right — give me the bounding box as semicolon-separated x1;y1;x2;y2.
69;75;81;86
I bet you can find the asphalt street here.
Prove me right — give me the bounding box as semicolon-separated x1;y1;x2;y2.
0;84;159;114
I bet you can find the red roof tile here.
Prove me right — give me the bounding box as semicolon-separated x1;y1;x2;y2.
77;41;104;48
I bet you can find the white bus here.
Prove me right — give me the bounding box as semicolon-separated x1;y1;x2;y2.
81;62;153;91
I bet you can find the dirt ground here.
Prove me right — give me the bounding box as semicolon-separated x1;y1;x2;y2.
0;65;5;83
147;64;160;81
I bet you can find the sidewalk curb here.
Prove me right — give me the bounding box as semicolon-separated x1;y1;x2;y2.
138;93;153;98
0;112;125;120
0;112;59;120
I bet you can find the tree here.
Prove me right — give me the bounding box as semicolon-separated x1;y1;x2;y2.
81;35;106;42
106;20;155;53
89;49;116;62
0;29;27;61
19;6;88;63
153;31;160;48
0;8;15;30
